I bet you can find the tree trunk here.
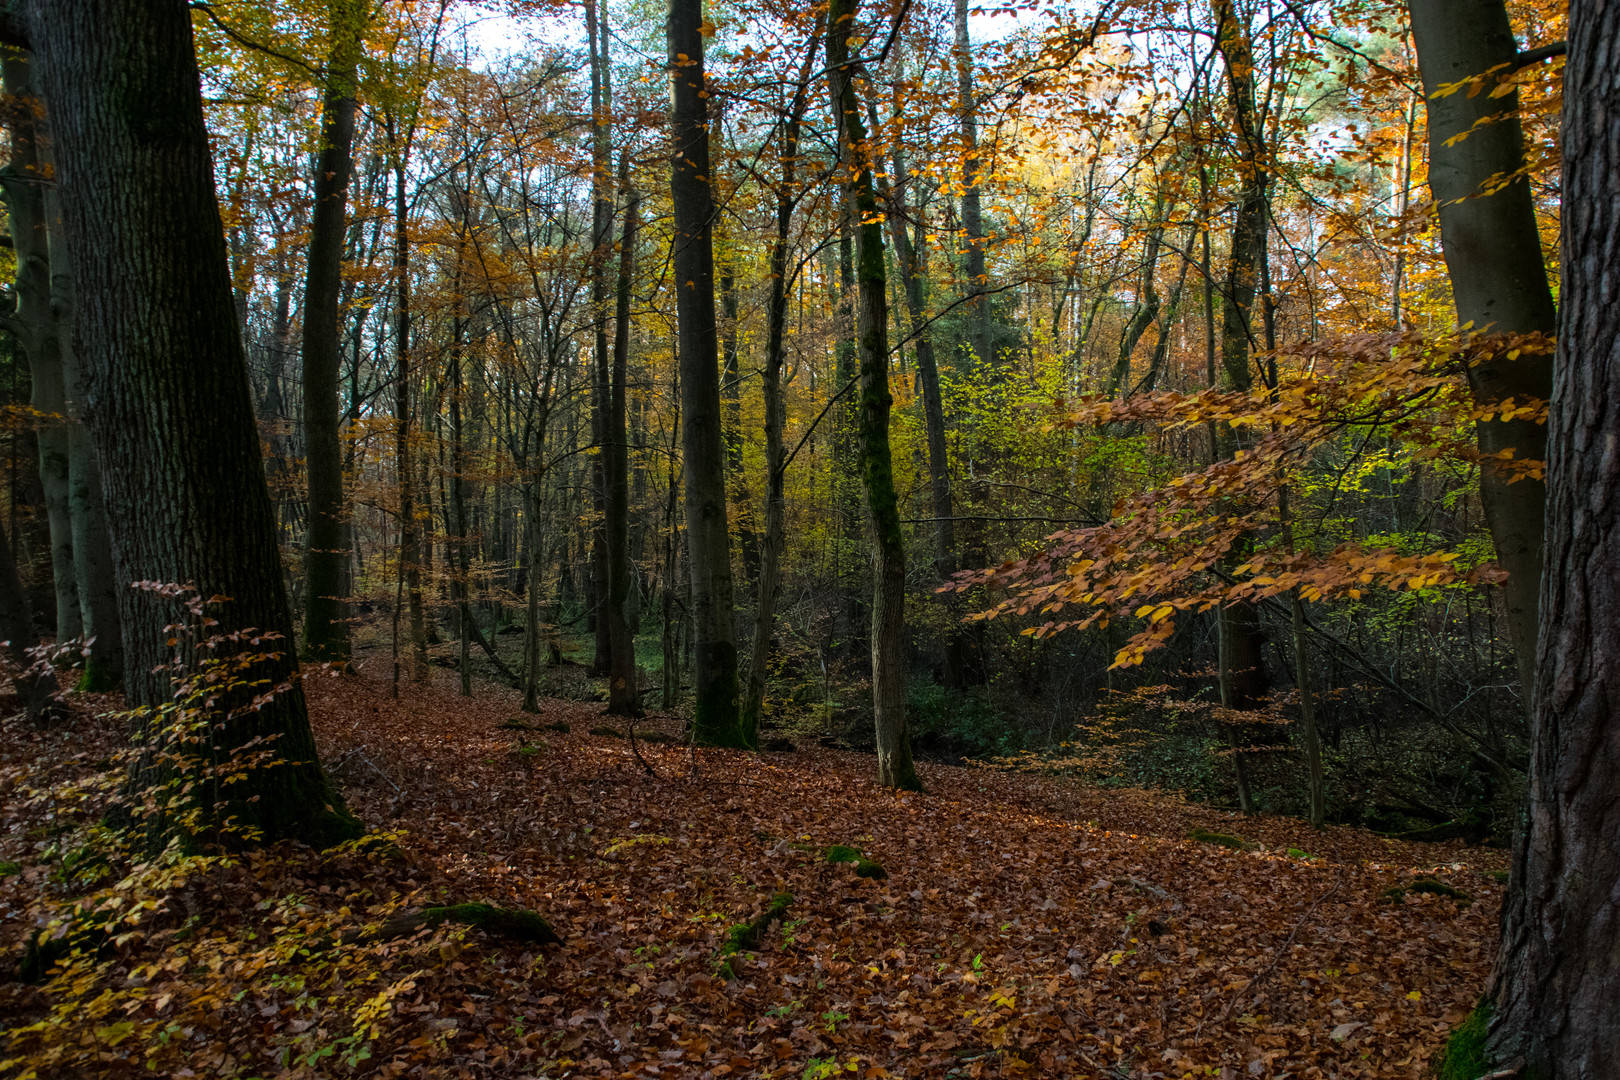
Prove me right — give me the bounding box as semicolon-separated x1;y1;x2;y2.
23;0;357;846
953;0;990;369
668;0;745;745
605;159;640;717
1409;0;1557;714
2;55;79;645
742;31;818;737
1483;7;1620;1074
829;0;921;792
0;517;55;722
42;130;123;690
389;144;427;687
1212;0;1270;814
586;0;613;679
300;0;364;666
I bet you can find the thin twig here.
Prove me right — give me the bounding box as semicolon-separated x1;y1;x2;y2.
1219;878;1341;1020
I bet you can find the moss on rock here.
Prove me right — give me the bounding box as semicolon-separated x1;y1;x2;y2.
1189;828;1257;851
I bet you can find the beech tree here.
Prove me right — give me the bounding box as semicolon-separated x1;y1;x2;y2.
20;0;357;847
668;0;746;746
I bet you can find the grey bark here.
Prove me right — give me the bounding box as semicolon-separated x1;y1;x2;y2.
1410;0;1558;715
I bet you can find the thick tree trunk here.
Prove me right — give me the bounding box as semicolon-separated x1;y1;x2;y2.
2;55;79;644
605;161;640;717
300;1;364;666
829;0;921;792
23;0;357;846
1409;0;1557;714
1484;7;1620;1074
668;0;745;745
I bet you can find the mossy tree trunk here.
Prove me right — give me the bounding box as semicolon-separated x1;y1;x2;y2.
22;0;358;846
828;0;921;791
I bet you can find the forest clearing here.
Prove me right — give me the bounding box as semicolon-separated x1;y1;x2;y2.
0;0;1616;1074
2;656;1506;1079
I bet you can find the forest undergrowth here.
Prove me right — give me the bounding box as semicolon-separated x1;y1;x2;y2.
0;657;1506;1080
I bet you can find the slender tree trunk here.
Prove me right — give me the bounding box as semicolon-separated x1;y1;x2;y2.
668;0;745;744
585;0;613;678
389;144;427;686
1482;7;1620;1073
742;32;818;736
605;159;640;716
953;0;990;368
0;517;55;722
829;0;921;791
2;55;78;644
1212;0;1270;814
1410;0;1557;715
300;0;363;665
23;0;357;846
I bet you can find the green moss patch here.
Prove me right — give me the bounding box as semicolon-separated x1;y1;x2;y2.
589;725;625;739
824;844;887;879
1383;876;1471;906
633;729;676;744
1435;1000;1492;1080
717;891;793;978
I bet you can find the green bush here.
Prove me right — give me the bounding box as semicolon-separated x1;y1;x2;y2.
906;682;1017;758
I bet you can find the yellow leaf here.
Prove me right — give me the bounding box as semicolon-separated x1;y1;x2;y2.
1406;990;1422;1001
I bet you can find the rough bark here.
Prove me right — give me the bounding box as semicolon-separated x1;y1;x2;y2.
22;0;357;846
1410;0;1557;714
1483;5;1620;1073
668;0;745;745
300;0;364;665
829;0;921;791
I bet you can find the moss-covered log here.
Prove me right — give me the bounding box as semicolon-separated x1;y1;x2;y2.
716;891;792;978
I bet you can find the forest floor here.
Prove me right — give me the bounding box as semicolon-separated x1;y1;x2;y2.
1;653;1506;1080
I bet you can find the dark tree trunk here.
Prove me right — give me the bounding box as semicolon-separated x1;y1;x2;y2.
829;0;921;791
301;2;363;665
605;160;640;717
389;142;427;689
1410;0;1557;714
23;0;357;846
0;517;55;723
1483;6;1620;1074
668;0;745;745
